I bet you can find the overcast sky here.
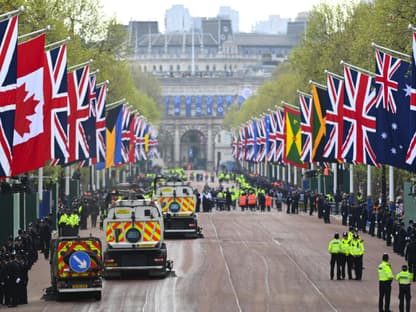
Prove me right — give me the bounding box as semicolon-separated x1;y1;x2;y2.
101;0;339;32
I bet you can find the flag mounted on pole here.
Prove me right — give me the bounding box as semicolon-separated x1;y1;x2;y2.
12;34;49;176
0;15;18;177
267;109;285;164
406;32;416;166
284;104;307;168
373;49;416;171
95;84;107;170
298;92;312;163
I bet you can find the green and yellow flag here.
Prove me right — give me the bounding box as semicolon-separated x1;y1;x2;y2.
311;84;329;162
284;105;307;168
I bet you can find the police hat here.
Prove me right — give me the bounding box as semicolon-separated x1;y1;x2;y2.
382;253;389;261
334;232;339;239
353;233;359;239
402;265;408;271
343;232;348;237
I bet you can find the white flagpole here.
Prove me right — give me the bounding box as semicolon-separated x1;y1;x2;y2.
91;164;95;191
96;168;100;190
349;164;354;194
18;25;51;40
45;36;71;49
367;165;372;197
389;166;394;202
293;167;297;186
38;168;43;212
65;166;70;204
287;164;291;184
332;163;337;194
0;6;24;22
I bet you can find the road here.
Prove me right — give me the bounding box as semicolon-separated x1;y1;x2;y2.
16;205;416;312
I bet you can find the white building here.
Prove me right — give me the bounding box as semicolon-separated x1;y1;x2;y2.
165;5;192;33
218;6;239;33
254;15;289;34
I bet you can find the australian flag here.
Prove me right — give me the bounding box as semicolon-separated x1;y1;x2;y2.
373;49;416;171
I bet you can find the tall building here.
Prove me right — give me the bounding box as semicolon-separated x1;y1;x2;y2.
254;15;289;34
218;6;239;33
165;5;192;33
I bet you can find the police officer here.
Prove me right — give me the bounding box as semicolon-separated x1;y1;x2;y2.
378;253;394;312
339;232;350;280
405;235;416;281
350;233;364;280
396;264;413;312
328;232;341;280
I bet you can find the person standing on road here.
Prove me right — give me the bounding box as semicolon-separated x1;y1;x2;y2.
395;264;413;312
378;253;394;312
405;235;416;281
339;232;350;280
350;234;364;280
328;232;342;280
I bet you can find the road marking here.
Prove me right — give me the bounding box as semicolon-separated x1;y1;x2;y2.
210;215;243;312
141;289;149;312
272;239;338;312
272;239;281;246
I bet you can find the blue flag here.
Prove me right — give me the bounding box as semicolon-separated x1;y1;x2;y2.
164;96;170;115
226;95;233;107
195;96;202;116
217;96;224;116
185;96;192;117
206;96;213;116
174;96;181;116
237;95;245;108
373;50;416;171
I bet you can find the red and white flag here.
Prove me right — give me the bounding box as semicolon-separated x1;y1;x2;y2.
12;34;48;175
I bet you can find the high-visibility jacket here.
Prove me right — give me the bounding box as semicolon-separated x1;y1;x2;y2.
265;195;272;207
350;239;364;256
59;213;69;225
378;261;394;281
340;238;351;256
247;194;256;206
239;195;247;207
328;238;341;254
396;270;413;285
69;213;80;227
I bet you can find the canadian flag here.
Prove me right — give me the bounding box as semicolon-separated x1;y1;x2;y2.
11;34;49;176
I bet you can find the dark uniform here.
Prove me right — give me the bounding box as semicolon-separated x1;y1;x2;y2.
378;253;394;312
396;265;413;312
328;233;341;280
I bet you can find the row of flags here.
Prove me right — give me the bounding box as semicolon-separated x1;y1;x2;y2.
232;30;416;173
164;94;247;117
0;14;158;177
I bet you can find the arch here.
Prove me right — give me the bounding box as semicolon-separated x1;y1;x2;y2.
180;129;207;170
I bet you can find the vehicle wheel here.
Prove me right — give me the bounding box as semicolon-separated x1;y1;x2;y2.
95;291;102;301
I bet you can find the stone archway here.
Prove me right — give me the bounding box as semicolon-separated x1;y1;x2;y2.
180;129;207;170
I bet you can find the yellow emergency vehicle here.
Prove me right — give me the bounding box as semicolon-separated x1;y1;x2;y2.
103;197;172;278
49;235;103;300
153;175;202;238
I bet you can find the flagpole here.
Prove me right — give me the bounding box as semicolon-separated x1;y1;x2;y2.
389;166;394;203
340;60;375;77
90;69;100;76
281;100;298;110
68;59;93;71
309;80;327;89
324;69;343;80
0;6;24;22
367;165;371;197
106;98;126;109
18;25;51;40
371;42;411;59
296;90;312;98
96;80;110;88
349;164;354;194
38;167;43;215
45;36;71;49
65;166;70;207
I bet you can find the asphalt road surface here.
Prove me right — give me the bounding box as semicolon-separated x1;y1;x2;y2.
17;205;416;312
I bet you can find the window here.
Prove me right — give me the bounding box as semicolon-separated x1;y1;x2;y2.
159;65;163;72
176;64;180;71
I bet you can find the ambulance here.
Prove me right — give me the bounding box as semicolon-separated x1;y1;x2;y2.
103;197;171;278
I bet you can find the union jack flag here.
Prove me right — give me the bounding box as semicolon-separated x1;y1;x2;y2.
324;73;344;162
0;16;17;177
45;44;69;166
86;74;97;163
406;32;416;165
95;84;107;169
238;126;246;161
299;93;313;163
374;50;415;171
245;122;255;161
254;117;267;163
68;65;90;163
121;104;132;163
267;109;285;163
135;116;148;161
342;65;379;167
147;126;159;158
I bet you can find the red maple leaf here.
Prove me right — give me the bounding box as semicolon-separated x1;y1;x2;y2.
15;84;39;137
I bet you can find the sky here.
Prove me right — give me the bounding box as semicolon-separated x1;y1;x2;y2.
101;0;334;33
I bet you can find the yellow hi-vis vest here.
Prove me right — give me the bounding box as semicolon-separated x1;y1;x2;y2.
396;270;413;285
328;238;341;254
378;261;394;281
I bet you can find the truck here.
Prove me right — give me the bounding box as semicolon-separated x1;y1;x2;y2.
153;175;203;238
103;197;171;278
49;235;103;300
